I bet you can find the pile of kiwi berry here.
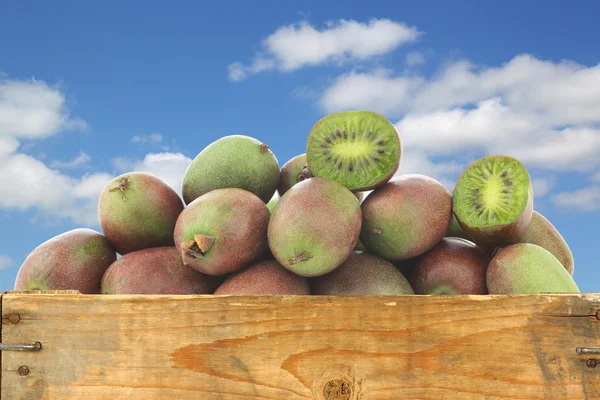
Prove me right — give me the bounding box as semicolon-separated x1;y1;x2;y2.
14;110;580;297
263;110;579;296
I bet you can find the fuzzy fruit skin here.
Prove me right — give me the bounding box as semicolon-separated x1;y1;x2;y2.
313;252;414;296
14;228;116;293
101;247;219;294
453;155;534;249
409;237;489;295
214;260;310;295
360;174;453;261
486;243;579;295
278;154;311;197
182;135;280;205
268;177;362;277
98;172;184;255
520;211;574;275
174;188;270;276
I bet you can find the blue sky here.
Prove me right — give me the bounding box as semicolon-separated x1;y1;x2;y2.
1;1;599;291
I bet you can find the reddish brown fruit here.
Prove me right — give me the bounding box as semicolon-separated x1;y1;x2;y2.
520;211;574;275
278;153;313;196
360;174;453;261
174;188;270;276
268;177;362;277
409;237;490;295
98;172;184;255
313;252;414;295
101;247;219;294
214;260;310;295
14;229;116;293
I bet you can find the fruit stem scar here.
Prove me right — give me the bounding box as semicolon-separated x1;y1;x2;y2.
109;176;133;201
194;234;214;253
181;239;207;260
373;228;384;236
288;250;312;265
260;144;270;153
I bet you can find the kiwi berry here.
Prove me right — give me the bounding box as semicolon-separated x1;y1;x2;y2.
521;211;574;275
453;155;533;248
278;153;313;196
306;110;402;191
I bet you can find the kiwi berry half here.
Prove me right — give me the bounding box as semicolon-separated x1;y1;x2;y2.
306;110;402;191
453;155;533;248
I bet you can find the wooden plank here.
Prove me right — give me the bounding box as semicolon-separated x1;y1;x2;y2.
2;293;600;399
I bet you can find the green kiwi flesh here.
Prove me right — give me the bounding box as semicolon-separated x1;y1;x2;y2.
453;155;533;247
306;110;401;191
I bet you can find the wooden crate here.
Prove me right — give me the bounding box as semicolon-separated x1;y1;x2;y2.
1;290;599;399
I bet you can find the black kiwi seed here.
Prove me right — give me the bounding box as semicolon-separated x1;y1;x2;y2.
337;162;343;169
472;188;480;194
502;189;509;194
500;171;508;178
336;130;342;138
366;131;373;139
325;156;332;162
325;137;331;143
351;131;356;140
323;150;330;156
475;204;482;210
471;197;478;202
504;180;512;186
343;131;348;139
320;143;328;148
377;140;384;145
372;156;381;163
377;149;385;154
348;162;354;172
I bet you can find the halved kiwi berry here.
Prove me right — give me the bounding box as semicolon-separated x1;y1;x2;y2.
453;155;534;248
306;110;402;191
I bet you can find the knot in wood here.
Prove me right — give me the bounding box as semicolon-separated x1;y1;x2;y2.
323;379;352;400
8;313;21;324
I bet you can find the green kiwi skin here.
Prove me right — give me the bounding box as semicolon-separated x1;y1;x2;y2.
306;110;402;192
454;155;534;249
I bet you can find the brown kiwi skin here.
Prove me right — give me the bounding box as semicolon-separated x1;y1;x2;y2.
454;156;534;249
306;110;402;192
278;154;313;197
408;237;490;295
520;211;574;275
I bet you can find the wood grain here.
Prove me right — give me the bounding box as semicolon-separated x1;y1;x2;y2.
2;292;600;399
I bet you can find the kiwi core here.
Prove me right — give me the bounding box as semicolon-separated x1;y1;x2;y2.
454;157;530;227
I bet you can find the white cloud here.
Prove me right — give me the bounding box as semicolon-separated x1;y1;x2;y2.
552;186;600;212
406;51;426;66
0;144;112;226
531;177;557;198
50;151;91;169
229;18;420;81
321;68;425;116
592;171;600;182
111;152;192;197
0;76;108;226
130;133;163;144
0;136;20;157
0;254;14;270
396;97;542;155
0;78;87;139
